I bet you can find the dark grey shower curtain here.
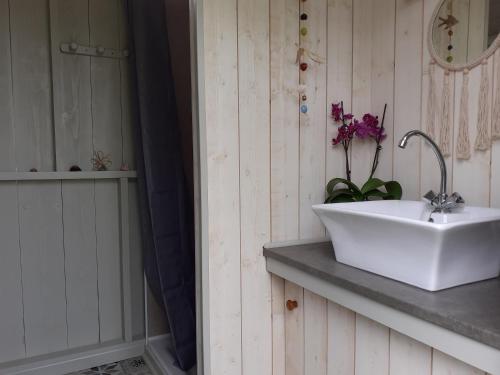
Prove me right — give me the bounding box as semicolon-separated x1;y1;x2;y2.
129;0;196;370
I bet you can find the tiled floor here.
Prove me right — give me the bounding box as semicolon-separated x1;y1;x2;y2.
68;357;153;375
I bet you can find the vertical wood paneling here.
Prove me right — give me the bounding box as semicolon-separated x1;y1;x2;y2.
490;52;500;208
50;0;92;171
19;181;67;356
49;0;101;349
90;0;122;168
238;0;272;373
10;0;54;172
394;0;424;200
10;0;66;359
304;291;327;375
89;0;126;344
326;0;353;182
270;0;299;243
452;64;492;206
95;180;123;342
420;0;453;197
118;0;136;170
203;0;242;372
350;0;373;185
0;0;25;363
285;282;304;375
62;181;99;348
432;350;485;375
299;0;327;238
327;302;355;375
271;275;286;375
270;0;299;370
355;315;389;375
389;330;432;375
129;182;145;339
351;0;395;184
0;0;16;171
369;0;396;182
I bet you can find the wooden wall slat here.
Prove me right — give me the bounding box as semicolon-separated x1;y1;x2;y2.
270;0;300;243
490;52;500;208
284;282;304;375
394;0;424;200
299;0;327;239
238;0;272;373
326;0;353;182
10;0;54;172
118;0;136;170
203;0;242;371
95;180;123;342
350;0;374;185
49;0;101;349
327;302;355;375
355;315;389;375
90;0;122;169
369;0;396;181
270;0;300;370
50;0;92;172
62;181;100;348
10;0;66;358
389;330;431;375
19;181;67;356
0;0;26;363
128;182;145;339
432;350;485;375
304;291;327;375
89;0;126;344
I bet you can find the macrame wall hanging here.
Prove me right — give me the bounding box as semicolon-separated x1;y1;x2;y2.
426;61;437;140
456;69;470;159
439;70;452;157
492;50;500;140
474;60;491;151
426;0;500;161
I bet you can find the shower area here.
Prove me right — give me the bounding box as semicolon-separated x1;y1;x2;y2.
0;0;196;374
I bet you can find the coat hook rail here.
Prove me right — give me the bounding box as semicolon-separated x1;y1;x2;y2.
60;42;130;59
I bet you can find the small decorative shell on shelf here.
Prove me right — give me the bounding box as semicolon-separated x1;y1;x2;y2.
91;151;112;171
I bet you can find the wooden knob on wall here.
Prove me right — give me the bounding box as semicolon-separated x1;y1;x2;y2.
286;299;298;311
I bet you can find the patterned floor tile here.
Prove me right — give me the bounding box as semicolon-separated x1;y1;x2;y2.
68;357;153;375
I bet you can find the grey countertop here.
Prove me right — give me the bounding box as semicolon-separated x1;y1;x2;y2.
264;241;500;350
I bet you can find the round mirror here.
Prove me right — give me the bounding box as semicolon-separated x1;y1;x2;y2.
429;0;500;69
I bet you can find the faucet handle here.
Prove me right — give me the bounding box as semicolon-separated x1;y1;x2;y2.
447;192;465;205
423;190;437;204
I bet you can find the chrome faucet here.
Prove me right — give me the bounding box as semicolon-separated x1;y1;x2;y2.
398;130;464;213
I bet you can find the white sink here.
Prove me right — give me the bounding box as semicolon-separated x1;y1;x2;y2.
312;200;500;291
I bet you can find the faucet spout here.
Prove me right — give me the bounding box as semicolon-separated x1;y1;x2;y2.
398;130;448;207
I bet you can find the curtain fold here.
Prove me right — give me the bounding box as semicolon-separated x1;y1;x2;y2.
129;0;196;370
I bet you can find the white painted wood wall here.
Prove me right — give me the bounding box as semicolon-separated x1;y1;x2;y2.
199;0;498;373
0;0;143;366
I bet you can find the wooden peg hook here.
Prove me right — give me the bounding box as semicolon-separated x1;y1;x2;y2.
286;299;298;311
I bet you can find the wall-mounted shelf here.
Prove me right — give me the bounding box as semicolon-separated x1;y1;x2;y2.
0;171;137;181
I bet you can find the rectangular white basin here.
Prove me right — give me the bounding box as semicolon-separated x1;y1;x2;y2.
312;200;500;291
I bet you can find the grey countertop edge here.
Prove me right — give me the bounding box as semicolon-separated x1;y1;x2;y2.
263;241;500;351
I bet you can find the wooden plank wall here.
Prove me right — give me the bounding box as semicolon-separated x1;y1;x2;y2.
201;0;497;373
0;0;143;364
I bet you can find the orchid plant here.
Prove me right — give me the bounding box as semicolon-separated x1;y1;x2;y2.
325;102;402;204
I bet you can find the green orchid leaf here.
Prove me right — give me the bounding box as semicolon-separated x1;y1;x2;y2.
384;181;403;200
326;178;362;196
364;189;390;200
328;194;356;203
361;178;386;194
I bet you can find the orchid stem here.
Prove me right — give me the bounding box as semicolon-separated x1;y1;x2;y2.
369;103;387;180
